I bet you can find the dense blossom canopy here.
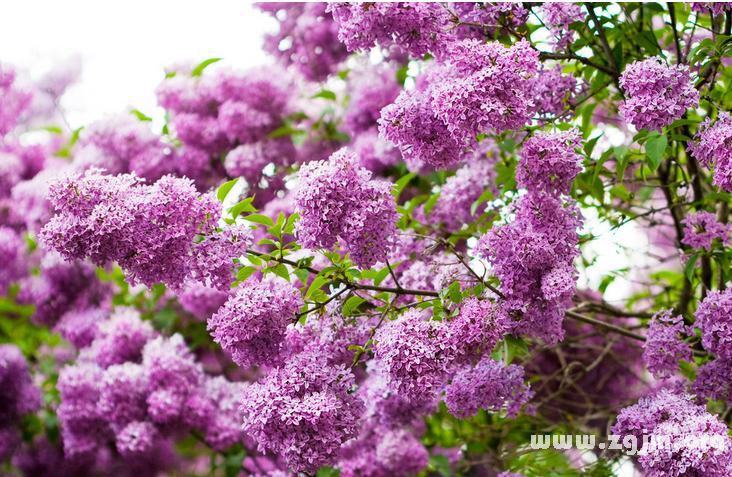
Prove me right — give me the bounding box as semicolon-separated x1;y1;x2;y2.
3;2;732;477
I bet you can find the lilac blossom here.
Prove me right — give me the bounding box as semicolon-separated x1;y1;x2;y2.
257;3;350;82
0;62;33;136
372;309;452;403
447;297;505;366
688;111;732;193
695;288;732;359
223;138;297;184
681;210;732;250
516;128;583;196
642;309;693;379
177;281;230;321
208;277;304;368
612;387;732;477
328;2;453;60
0;226;27;295
293;148;399;269
449;2;528;40
339;426;428;477
475;192;583;344
539;3;587;51
445;358;534;419
0;345;41;461
619;57;699;132
529;66;581;121
692;357;732;404
344;65;402;135
84;307;158;368
241;348;364;474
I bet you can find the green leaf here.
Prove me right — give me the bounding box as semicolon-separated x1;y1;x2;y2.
230;196;256;218
374;265;392;286
243;214;274;227
293;268;309;284
312;90;337;101
424;192;442;217
217;178;239;202
343;296;366;316
236;266;258;282
470;189;494;216
269;126;306;138
392;172;416;201
583;134;603;158
685;253;700;281
271;263;290;282
396;66;409;85
592;149;614;186
429;454;451;477
191;58;222;77
306;275;330;299
645;134;667;171
447;281;462;305
130;109;152;122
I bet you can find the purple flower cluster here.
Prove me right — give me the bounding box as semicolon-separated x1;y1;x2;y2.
328;2;453;59
448;297;505;366
73;114;172;181
0;345;41;461
539;2;587;51
681;210;732;250
0;226;28;295
379;39;539;169
241;348;364;474
293;148;399;269
516;128;583;196
373;309;453;403
612;388;732;477
476;127;583;344
425;145;499;233
57;308;249;458
642;309;693;379
344;65;402;135
449;2;528;40
692;357;732;404
619;57;699;132
689;2;732;16
39;168;251;291
695;288;732;358
476;193;582;344
339;426;428;477
529;66;581;121
0;63;32;136
177;281;230;321
445;358;533;419
207;277;304;368
17;251;113;330
688;111;732;193
256;3;349;82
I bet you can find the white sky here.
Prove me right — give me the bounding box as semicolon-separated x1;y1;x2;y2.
0;0;276;129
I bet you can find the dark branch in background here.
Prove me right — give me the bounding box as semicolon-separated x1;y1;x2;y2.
585;4;619;76
539;51;617;77
668;2;684;64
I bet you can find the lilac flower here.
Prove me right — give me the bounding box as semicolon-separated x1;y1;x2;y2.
0;62;33;136
475;192;583;344
447;297;505;366
643;309;693;379
425;145;499;232
372;309;452;403
328;2;453;60
84;307;158;368
619;57;699;132
56;362;108;456
351;129;402;175
55;308;107;348
539;3;587;51
339;426;428;477
257;3;350;82
681;210;732;251
115;421;158;457
379;90;468;170
344;65;402;135
380;39;539;170
449;2;528;40
691;357;732;404
97;362;149;425
688;111;732;193
39;168;247;291
529;66;581;121
445;358;534;419
689;2;732;16
17;252;113;330
171;113;232;155
241;348;364;474
516;128;584;196
195;376;249;451
223;138;297;184
293;148;399;269
141;333;203;396
177;281;230;321
695;288;732;359
0;226;27;295
0;345;41;461
612;388;732;477
208;277;304;368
